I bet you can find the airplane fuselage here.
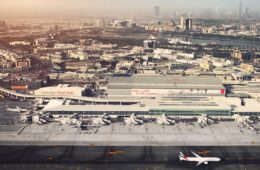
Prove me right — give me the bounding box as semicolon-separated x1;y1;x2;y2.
182;157;221;163
179;151;221;166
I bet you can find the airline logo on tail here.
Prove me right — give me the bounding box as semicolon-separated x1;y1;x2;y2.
179;152;188;161
179;151;221;166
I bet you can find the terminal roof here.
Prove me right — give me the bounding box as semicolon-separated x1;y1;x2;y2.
108;75;224;89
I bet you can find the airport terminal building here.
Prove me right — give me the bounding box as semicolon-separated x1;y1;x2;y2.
42;96;260;117
41;75;260;117
107;75;226;97
33;84;87;97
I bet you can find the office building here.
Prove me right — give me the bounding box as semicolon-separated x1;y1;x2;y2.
155;6;160;19
185;19;192;31
238;0;242;20
180;17;186;31
143;36;158;50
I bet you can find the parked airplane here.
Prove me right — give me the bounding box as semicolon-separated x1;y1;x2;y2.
92;113;111;125
157;114;175;125
6;105;29;113
125;113;143;125
179;151;221;166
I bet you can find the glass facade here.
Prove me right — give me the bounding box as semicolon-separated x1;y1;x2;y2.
49;111;148;116
47;109;260;116
149;109;231;116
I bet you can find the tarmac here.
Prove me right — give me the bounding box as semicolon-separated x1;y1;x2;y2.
0;100;260;169
0;121;259;146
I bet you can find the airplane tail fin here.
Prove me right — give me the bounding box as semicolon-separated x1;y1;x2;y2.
179;152;186;161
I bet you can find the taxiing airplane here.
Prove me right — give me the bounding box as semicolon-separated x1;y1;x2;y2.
179;151;221;166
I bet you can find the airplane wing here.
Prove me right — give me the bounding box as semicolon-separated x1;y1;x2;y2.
192;151;202;158
196;161;204;166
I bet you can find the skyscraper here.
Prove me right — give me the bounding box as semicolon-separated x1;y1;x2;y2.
0;20;7;31
243;7;249;19
180;16;186;31
185;19;192;31
155;6;160;19
238;0;242;20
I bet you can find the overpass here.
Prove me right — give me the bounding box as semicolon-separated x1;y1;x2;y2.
0;87;140;105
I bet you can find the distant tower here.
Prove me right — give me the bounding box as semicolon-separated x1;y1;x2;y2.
185;19;192;31
180;16;186;31
155;6;160;19
239;0;242;20
243;7;249;19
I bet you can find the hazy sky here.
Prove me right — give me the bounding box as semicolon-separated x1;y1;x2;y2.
0;0;259;17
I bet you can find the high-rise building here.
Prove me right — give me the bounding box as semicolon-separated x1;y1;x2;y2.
180;16;186;31
185;19;192;31
243;7;249;19
155;6;160;19
238;0;242;20
0;20;7;31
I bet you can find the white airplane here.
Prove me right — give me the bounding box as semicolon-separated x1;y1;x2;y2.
179;151;221;166
6;105;29;113
125;113;143;125
92;113;111;125
157;114;175;125
198;114;215;126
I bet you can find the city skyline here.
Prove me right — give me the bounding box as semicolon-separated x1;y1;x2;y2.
0;0;259;17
